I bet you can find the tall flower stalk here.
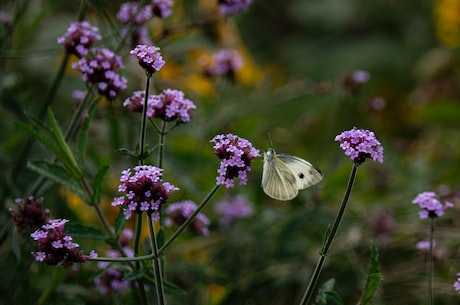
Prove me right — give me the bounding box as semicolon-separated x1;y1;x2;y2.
300;128;384;305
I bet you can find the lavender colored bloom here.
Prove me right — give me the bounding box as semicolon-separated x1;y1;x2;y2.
123;90;145;112
112;165;178;220
454;273;460;294
165;201;210;235
218;0;252;15
72;47;127;100
206;49;243;79
335;128;384;165
117;2;152;25
211;133;260;188
57;21;101;57
412;191;453;219
214;195;254;228
147;89;196;123
30;218;96;267
151;0;174;18
351;70;370;83
10;196;49;234
130;44;165;75
0;11;12;27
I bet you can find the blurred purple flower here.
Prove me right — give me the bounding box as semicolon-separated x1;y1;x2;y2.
151;0;174;18
31;218;96;267
123;90;145;112
10;196;49;234
335;127;384;165
370;97;386;111
72;48;127;100
112;165;178;220
211;133;260;188
117;2;152;25
206;49;243;79
454;273;460;294
214;195;253;229
165;201;210;235
57;21;101;57
130;44;165;75
147;89;196;123
351;70;370;83
412;191;453;219
218;0;252;15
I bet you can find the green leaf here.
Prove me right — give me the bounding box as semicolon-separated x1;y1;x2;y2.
92;164;110;205
116;148;140;159
123;269;146;281
114;210;127;237
314;278;342;305
156;227;165;248
17;119;63;161
27;160;89;203
360;241;383;305
64;222;105;240
324;291;344;305
77;96;101;167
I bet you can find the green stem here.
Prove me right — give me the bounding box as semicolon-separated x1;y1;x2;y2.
148;215;166;305
158;121;167;169
427;217;435;305
159;184;221;255
139;75;151;163
299;163;358;305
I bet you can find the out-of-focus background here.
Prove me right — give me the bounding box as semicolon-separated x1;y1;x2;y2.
1;0;459;304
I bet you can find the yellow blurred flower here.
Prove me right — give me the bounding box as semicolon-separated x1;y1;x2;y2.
435;0;460;47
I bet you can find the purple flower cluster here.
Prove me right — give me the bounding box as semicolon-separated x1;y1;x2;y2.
152;0;174;18
454;273;460;294
73;48;127;100
95;229;134;295
117;2;152;25
130;44;165;75
206;49;243;78
112;165;179;220
57;21;101;57
335;128;384;165
218;0;252;15
147;89;196;123
10;196;49;234
123;90;145;112
214;195;254;229
31;219;97;267
211;133;260;188
165;201;210;235
412;191;453;219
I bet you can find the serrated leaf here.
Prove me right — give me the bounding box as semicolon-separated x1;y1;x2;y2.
64;222;105;240
27;160;89;203
92;164;110;204
77;96;101;167
17;120;63;162
360;241;383;305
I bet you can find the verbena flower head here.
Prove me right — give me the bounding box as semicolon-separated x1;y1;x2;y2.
123;90;145;112
147;89;196;123
72;47;127;100
95;228;134;295
335;127;384;165
454;273;460;294
214;195;254;229
207;49;243;79
211;133;260;188
117;2;152;25
10;196;49;234
412;191;453;219
351;70;370;83
57;21;101;57
31;219;97;267
112;165;179;220
130;44;165;75
165;200;210;235
218;0;253;15
151;0;174;18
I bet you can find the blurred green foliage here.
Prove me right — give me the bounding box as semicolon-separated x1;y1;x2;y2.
1;0;459;304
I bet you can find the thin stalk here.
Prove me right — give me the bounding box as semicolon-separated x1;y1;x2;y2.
159;184;221;255
148;215;166;305
158;121;167;169
299;163;358;305
139;75;151;163
427;217;435;305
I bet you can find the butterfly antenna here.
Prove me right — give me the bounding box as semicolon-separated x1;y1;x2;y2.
266;129;274;148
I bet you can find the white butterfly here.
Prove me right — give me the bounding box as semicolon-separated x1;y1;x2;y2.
261;148;323;201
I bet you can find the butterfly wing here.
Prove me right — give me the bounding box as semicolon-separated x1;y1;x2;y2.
277;154;323;190
262;153;299;201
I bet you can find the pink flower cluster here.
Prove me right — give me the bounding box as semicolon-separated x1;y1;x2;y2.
130;44;165;75
211;133;260;188
117;2;152;25
152;0;174;18
57;21;101;57
31;219;97;267
412;191;453;219
218;0;252;15
72;48;127;100
165;201;210;235
10;196;49;234
205;49;243;78
112;165;179;220
214;195;254;229
335;128;384;165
